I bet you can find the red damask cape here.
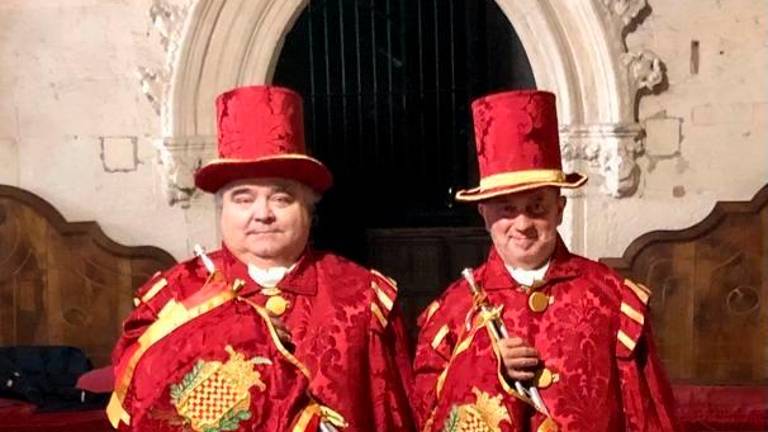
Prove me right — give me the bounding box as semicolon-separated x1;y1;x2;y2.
412;238;681;431
107;270;329;431
111;246;415;431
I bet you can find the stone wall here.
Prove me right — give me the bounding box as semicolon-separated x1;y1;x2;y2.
0;0;210;260
577;0;768;257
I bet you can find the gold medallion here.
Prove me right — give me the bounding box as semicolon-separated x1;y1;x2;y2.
528;291;550;313
534;367;558;389
265;295;290;316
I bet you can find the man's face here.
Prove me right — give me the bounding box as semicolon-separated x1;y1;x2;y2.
478;187;566;269
219;178;314;268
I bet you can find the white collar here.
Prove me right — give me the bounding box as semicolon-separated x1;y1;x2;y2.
505;260;551;288
247;263;296;287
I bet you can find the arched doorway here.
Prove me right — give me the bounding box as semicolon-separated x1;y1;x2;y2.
164;0;660;326
272;0;535;324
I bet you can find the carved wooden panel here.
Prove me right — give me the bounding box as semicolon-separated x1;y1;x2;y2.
0;185;176;367
602;184;768;385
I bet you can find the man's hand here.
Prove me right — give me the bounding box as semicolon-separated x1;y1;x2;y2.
269;314;293;347
498;336;540;381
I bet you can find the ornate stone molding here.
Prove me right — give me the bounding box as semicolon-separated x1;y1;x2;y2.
560;123;644;197
156;136;216;207
587;0;665;197
139;0;197;204
157;0;666;204
137;67;166;115
142;0;192;127
600;0;647;25
622;49;664;92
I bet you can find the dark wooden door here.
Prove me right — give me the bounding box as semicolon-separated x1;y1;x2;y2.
273;0;534;325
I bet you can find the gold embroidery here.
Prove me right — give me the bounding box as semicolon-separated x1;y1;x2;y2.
442;387;511;432
170;346;267;432
108;273;237;428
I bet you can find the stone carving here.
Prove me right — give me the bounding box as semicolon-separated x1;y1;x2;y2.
139;0;197;205
156;137;217;207
137;67;166;116
138;0;190;122
622;49;664;92
150;1;189;53
153;0;667;202
560;123;644;197
600;0;647;25
590;0;665;197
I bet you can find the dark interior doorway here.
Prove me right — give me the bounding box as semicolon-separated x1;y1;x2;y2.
273;0;535;331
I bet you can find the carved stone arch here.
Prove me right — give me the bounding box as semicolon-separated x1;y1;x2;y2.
495;0;633;123
169;0;307;138
154;0;663;206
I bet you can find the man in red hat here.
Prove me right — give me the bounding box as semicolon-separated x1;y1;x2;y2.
411;90;680;431
109;86;415;431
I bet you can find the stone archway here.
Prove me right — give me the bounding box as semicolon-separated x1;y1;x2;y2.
144;0;664;250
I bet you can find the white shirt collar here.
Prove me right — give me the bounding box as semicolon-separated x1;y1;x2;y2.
247;263;296;287
505;260;551;288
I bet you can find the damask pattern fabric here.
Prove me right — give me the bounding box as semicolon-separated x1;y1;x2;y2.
412;237;680;431
112;245;416;431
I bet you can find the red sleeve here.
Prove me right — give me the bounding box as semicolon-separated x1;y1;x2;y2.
369;304;417;431
616;279;681;431
618;324;682;431
411;299;456;429
111;271;173;366
368;270;417;431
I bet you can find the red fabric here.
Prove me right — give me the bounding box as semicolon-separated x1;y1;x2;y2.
0;400;111;431
75;366;114;394
112;290;317;430
673;385;768;431
216;85;306;160
456;90;586;200
471;90;563;178
413;238;681;431
421;318;530;431
194;85;333;193
113;246;416;431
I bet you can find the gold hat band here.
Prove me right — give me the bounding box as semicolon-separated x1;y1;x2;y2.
479;169;566;190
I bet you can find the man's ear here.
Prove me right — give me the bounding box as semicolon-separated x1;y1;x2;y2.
477;203;493;232
556;195;567;225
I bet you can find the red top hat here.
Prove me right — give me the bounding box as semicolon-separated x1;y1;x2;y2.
455;90;587;201
194;85;333;194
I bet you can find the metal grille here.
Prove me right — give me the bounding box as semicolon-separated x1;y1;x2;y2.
273;0;534;258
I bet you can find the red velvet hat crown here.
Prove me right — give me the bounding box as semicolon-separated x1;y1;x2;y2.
455;90;587;201
194;85;333;194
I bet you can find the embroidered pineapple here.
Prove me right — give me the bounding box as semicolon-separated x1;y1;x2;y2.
170;346;270;432
443;388;512;432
